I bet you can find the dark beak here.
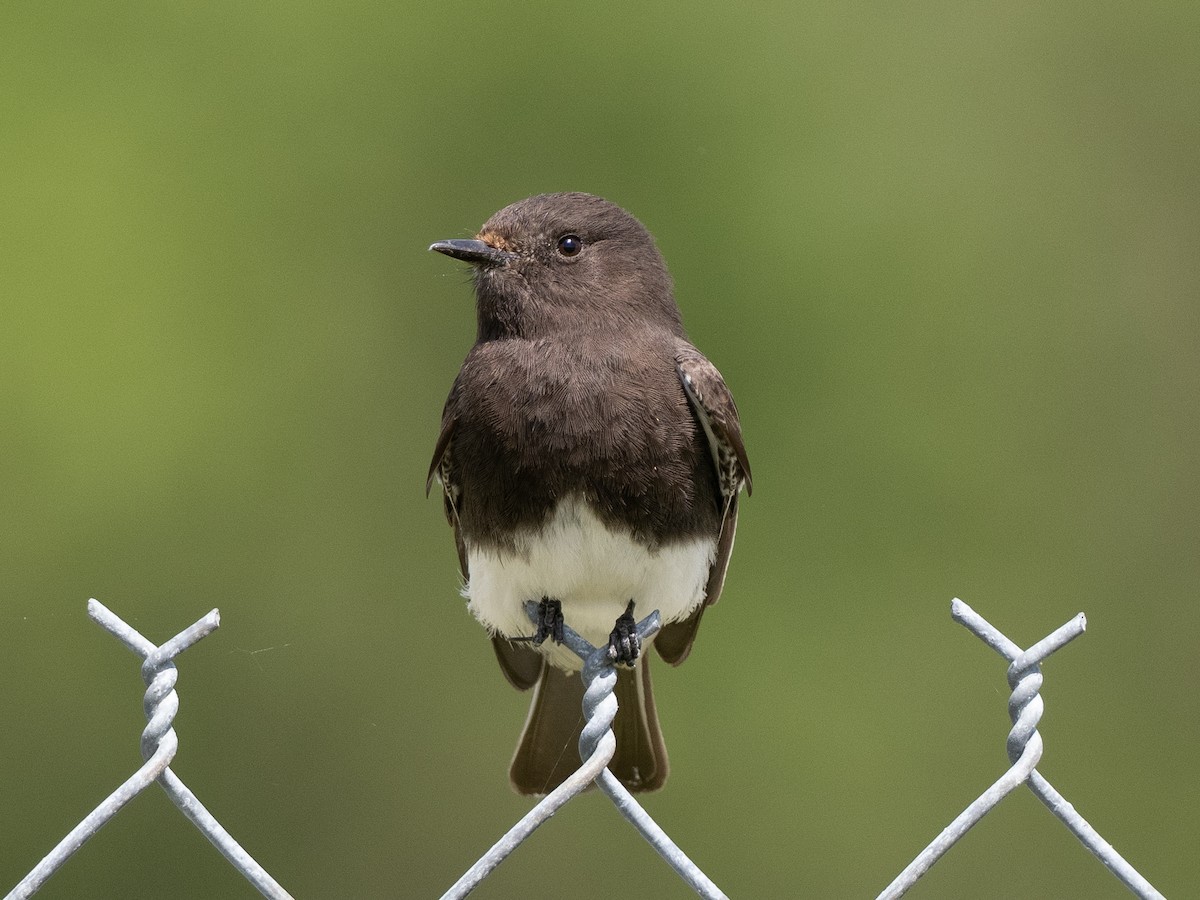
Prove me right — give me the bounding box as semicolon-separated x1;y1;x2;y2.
429;239;516;266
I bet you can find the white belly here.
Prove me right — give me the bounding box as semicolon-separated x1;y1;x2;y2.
464;495;716;672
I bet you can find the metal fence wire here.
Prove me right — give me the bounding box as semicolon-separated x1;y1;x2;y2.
3;598;1166;899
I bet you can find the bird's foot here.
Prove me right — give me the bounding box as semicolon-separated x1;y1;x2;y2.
519;597;564;646
606;600;641;666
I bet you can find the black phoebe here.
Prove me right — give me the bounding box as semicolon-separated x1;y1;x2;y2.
428;193;750;794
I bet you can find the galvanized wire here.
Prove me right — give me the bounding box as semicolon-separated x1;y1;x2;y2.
440;603;729;900
4;600;293;900
876;599;1164;900
5;597;1168;898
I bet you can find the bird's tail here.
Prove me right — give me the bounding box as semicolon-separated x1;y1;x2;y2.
509;654;668;795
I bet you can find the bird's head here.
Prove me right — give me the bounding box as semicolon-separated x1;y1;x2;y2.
430;192;683;341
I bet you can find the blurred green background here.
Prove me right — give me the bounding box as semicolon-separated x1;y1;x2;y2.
2;2;1196;898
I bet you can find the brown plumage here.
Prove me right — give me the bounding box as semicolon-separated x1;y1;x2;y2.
429;193;750;794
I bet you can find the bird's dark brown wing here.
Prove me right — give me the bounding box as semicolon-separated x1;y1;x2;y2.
429;406;543;690
655;344;752;665
427;415;469;577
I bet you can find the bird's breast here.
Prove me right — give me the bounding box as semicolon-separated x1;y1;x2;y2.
450;339;721;544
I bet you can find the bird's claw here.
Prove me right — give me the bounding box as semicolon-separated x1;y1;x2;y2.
606;600;640;666
530;597;564;646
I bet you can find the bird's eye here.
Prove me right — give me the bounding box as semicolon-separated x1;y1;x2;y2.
556;234;583;257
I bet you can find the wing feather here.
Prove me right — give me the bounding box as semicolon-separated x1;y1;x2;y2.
656;344;751;665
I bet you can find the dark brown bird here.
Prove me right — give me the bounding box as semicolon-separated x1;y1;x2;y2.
428;192;750;794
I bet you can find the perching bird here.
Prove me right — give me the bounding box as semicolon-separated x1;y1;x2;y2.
428;193;750;793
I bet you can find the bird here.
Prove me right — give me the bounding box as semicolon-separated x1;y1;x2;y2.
428;192;750;794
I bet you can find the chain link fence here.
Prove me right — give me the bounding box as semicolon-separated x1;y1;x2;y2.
3;598;1166;899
